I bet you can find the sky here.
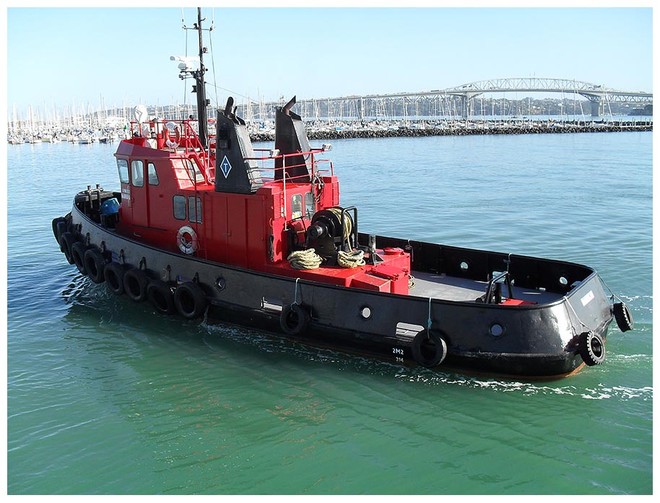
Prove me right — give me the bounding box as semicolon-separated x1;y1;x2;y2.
3;1;655;121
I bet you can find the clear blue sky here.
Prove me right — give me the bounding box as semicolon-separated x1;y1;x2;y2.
4;3;654;120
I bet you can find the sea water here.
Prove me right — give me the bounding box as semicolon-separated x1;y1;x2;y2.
6;132;652;494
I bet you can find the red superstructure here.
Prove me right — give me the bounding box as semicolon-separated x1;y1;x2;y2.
112;100;412;295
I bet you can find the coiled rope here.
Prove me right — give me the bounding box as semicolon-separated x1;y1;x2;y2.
337;249;365;268
287;248;366;269
325;207;353;243
287;249;323;270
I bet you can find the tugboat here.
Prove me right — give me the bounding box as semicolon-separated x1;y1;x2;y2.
52;9;633;378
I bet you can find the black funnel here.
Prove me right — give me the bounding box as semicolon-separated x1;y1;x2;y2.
215;97;263;194
274;96;312;182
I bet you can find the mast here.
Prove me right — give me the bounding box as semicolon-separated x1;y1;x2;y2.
192;7;209;148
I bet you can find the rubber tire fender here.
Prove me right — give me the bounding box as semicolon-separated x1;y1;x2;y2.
411;329;448;368
52;217;66;243
147;280;176;315
174;281;207;319
84;248;106;284
59;232;76;265
613;302;634;332
71;241;88;275
579;331;606;366
104;262;126;295
123;268;150;302
279;304;311;335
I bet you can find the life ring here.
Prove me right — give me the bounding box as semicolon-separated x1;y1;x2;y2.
177;226;198;255
613;302;634;332
279;304;311;335
59;232;76;265
164;122;181;149
123;268;150;302
104;262;126;295
578;331;606;366
71;241;88;275
174;281;207;319
147;280;175;315
84;248;106;284
411;329;448;367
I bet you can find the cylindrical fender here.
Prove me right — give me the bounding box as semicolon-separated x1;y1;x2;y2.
84;248;106;284
123;268;150;302
174;281;207;319
279;304;311;335
578;331;606;366
411;329;448;367
147;280;176;315
104;262;127;295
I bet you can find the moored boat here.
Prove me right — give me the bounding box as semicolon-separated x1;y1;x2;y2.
52;9;632;378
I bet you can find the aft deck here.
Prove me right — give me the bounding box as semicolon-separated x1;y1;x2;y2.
409;270;564;304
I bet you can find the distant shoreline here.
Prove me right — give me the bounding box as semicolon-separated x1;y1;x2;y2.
250;120;653;142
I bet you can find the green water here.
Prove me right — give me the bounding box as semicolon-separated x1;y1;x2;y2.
7;133;652;494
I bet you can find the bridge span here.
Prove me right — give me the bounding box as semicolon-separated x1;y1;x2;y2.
238;77;652;121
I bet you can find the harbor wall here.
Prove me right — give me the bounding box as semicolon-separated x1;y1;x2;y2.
249;119;652;142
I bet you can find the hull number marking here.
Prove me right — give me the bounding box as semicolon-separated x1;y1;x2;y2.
581;290;595;307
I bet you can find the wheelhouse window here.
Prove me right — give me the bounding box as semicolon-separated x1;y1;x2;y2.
291;194;303;219
131;160;144;187
148;162;159;185
173;195;186;220
117;159;129;184
305;192;315;217
188;196;202;223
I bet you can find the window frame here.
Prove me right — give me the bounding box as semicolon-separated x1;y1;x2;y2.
117;159;129;184
173;195;186;220
131;160;144;187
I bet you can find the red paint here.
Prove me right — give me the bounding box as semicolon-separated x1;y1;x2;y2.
113;119;412;293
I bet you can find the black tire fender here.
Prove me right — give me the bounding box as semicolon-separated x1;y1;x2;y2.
147;280;176;315
84;248;106;284
104;262;126;295
71;241;88;275
411;329;448;367
579;331;606;366
52;217;66;243
59;232;76;265
613;302;634;332
174;281;207;319
123;268;150;302
279;304;311;335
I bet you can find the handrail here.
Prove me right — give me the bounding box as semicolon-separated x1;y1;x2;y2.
483;270;515;304
247;149;334;181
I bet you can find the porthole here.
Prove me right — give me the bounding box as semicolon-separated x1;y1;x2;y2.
216;276;226;291
460;261;469;271
489;323;504;337
360;306;372;319
559;276;568;287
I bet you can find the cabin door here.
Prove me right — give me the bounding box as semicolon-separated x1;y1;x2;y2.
130;159;149;227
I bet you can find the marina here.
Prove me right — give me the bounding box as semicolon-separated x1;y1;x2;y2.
6;115;654;145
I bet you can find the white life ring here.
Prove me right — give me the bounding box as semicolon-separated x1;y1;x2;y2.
164;122;181;149
177;225;198;254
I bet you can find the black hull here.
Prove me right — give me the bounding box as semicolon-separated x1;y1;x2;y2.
53;200;615;378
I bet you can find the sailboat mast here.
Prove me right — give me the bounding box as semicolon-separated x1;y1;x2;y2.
194;7;209;148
